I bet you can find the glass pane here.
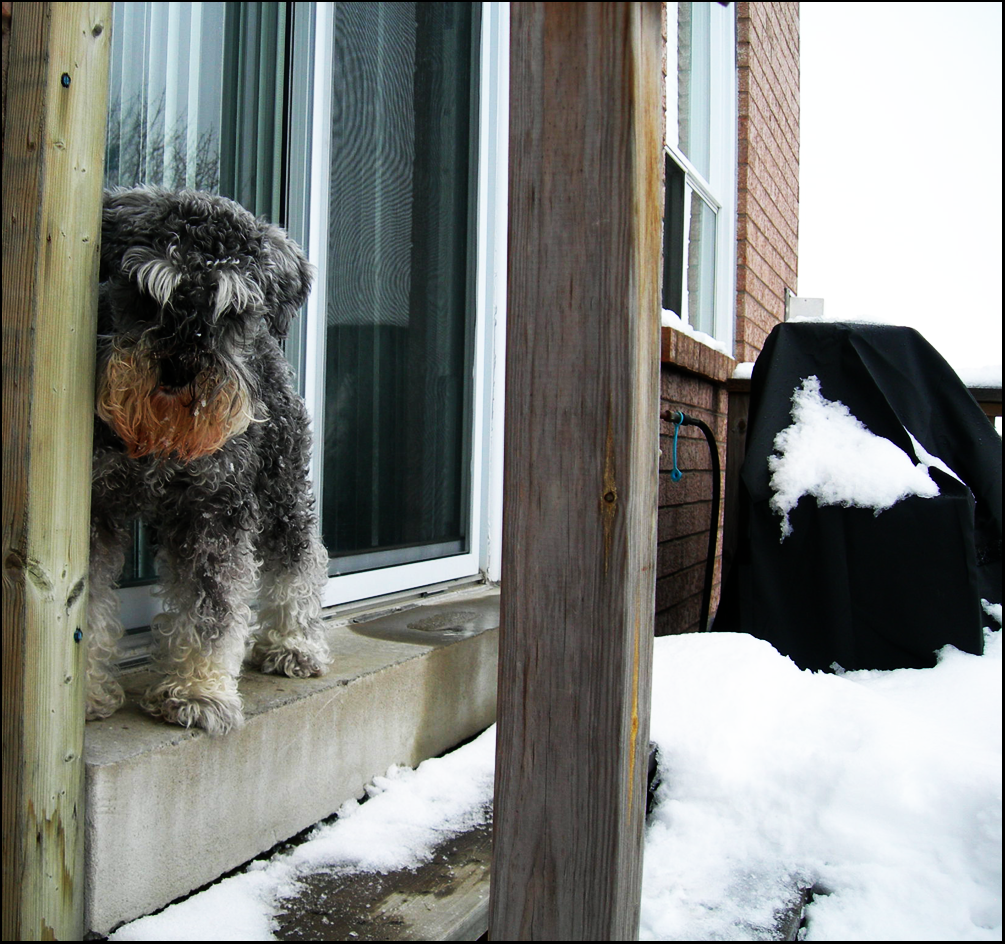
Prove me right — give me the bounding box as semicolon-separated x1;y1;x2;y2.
687;190;717;336
677;1;711;179
106;1;285;216
322;2;477;575
104;1;287;584
663;153;686;317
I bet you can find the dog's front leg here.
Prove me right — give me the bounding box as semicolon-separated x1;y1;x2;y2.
252;532;330;678
140;529;258;736
86;517;132;720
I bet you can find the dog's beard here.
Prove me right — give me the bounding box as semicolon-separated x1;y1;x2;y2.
97;342;255;462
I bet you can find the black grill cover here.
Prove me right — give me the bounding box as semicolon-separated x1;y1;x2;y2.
713;322;1002;671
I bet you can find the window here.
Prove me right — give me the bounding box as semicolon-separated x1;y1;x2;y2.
663;1;736;350
105;2;287;214
103;2;509;629
321;4;476;576
290;2;508;606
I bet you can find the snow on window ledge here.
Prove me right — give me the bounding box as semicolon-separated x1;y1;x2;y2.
661;309;732;358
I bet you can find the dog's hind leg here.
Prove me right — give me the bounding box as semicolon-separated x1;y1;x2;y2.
86;519;131;720
140;528;259;735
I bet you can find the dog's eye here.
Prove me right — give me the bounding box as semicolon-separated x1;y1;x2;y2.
131;291;161;324
107;281;161;327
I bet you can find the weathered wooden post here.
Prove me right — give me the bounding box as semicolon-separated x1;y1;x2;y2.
2;3;111;939
490;2;663;939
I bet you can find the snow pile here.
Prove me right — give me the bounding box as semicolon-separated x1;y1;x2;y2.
662;308;732;357
768;376;942;539
641;628;1002;941
109;629;1002;943
107;870;283;943
955;363;1004;389
281;732;494;875
108;728;496;942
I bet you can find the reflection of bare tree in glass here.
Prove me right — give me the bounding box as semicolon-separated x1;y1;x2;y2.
106;91;220;193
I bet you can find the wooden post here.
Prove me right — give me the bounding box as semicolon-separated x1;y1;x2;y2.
490;3;663;939
2;3;111;939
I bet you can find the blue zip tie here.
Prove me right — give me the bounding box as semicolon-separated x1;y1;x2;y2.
670;412;683;482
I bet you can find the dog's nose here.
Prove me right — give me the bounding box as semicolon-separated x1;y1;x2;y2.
156;355;201;392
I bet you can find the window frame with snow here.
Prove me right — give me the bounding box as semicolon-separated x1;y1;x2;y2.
663;1;737;353
104;1;510;638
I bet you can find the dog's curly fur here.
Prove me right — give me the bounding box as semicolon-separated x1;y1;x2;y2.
87;187;330;735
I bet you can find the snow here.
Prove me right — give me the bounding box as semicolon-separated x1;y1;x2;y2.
110;623;1002;943
110;729;496;942
662;308;732;357
956;363;1004;390
783;307;1003;387
734;356;1002;395
107;371;1000;943
112;627;1005;944
767;376;943;540
907;431;964;484
641;629;1002;942
732;340;1001;393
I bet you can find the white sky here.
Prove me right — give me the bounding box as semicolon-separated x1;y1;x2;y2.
798;2;1003;375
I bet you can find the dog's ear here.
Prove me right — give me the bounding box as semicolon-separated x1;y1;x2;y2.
100;186;161;282
259;223;315;340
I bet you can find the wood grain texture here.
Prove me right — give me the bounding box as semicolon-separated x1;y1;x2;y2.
489;4;663;939
1;3;111;939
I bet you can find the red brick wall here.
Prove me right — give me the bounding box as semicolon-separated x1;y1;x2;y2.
656;331;731;635
735;1;800;362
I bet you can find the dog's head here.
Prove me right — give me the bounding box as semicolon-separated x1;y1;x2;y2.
96;187;313;462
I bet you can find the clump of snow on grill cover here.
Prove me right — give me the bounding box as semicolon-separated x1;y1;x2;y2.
768;375;943;540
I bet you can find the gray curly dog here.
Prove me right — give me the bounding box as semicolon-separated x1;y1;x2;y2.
87;187;330;735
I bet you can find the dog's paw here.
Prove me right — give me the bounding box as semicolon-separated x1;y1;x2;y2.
86;676;125;721
253;644;328;679
141;678;245;736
